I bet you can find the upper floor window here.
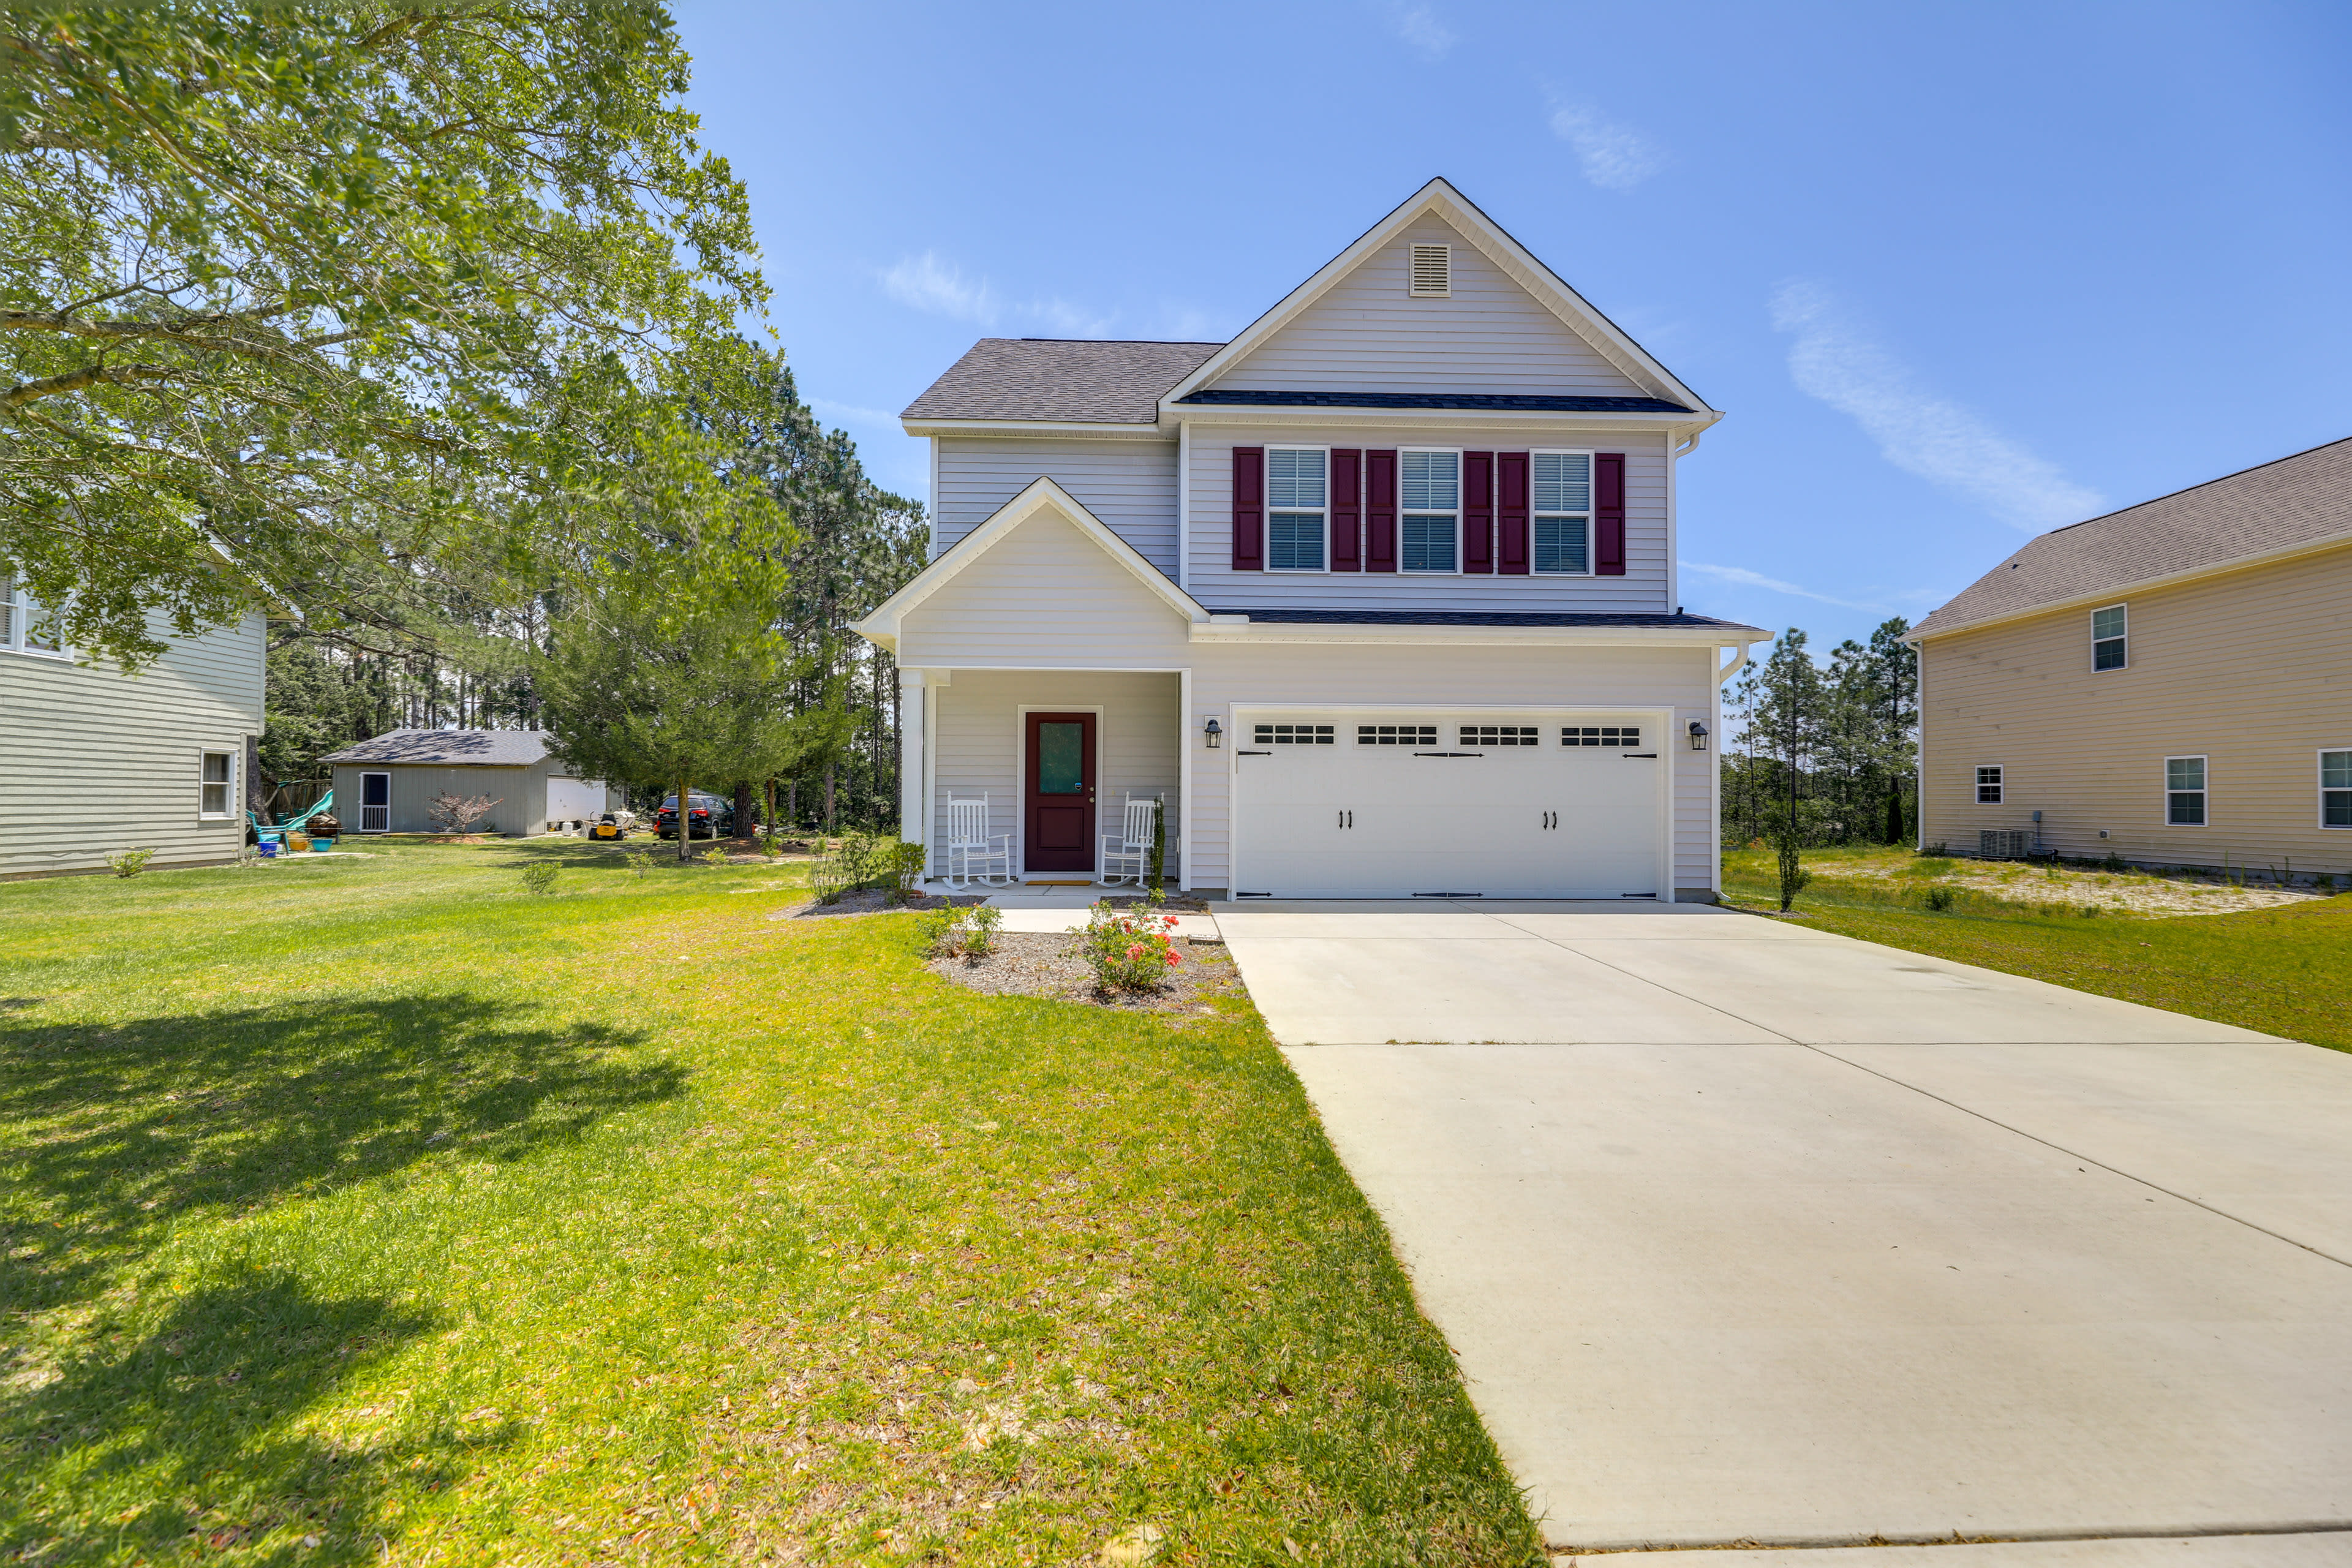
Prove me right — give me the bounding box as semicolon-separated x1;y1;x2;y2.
1975;764;2003;804
1265;448;1326;572
2321;750;2351;829
0;574;63;655
1400;450;1458;573
2092;605;2127;671
2166;756;2206;825
200;750;234;818
1532;451;1593;575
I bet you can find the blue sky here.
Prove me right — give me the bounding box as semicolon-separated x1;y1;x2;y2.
673;1;2351;648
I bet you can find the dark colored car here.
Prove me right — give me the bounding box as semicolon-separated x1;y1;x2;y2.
655;792;733;840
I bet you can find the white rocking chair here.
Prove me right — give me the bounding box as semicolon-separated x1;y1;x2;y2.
1099;794;1170;887
942;793;1013;890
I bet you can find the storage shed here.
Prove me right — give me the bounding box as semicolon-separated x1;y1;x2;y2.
320;730;619;837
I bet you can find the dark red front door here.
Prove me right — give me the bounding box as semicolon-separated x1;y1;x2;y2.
1024;711;1096;873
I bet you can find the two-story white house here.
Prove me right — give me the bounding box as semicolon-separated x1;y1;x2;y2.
855;179;1766;901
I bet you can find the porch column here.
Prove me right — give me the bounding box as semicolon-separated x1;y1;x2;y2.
898;668;927;858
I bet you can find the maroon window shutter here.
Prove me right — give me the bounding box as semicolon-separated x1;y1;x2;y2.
1462;451;1494;574
1231;447;1264;571
1595;452;1626;576
1365;449;1398;572
1329;448;1362;571
1497;451;1530;575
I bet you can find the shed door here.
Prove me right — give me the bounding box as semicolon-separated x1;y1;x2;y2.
360;772;391;833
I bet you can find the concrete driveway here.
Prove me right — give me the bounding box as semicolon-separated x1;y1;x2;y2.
1217;901;2352;1558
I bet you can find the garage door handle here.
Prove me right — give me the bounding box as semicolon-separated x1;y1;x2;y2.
1238;750;1271;756
1622;753;1657;758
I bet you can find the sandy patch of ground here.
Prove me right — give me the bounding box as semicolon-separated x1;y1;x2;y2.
1844;858;2331;917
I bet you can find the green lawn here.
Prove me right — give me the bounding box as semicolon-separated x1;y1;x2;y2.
0;845;1542;1566
1724;845;2352;1050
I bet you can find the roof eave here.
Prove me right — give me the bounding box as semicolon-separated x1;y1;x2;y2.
1908;530;2352;644
903;417;1167;440
1190;620;1769;647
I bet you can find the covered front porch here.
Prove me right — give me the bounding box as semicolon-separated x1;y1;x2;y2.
897;666;1187;891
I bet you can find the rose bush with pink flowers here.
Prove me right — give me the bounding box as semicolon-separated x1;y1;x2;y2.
1072;897;1185;990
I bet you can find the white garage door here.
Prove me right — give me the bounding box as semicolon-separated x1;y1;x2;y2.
1231;710;1664;899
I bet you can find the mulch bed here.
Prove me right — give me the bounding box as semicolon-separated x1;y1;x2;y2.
922;930;1246;1014
1099;892;1213;913
769;889;989;921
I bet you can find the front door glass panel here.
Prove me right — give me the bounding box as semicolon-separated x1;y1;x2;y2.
1038;723;1085;793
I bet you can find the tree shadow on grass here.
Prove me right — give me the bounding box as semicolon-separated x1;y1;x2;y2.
0;994;684;1316
1;1269;478;1564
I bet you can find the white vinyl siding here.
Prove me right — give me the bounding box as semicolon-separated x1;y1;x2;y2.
1265;447;1326;572
2166;756;2207;826
933;437;1179;571
1205;217;1653;398
2093;605;2127;671
1400;450;1459;573
1532;450;1593;575
2323;750;2352;829
0;608;264;878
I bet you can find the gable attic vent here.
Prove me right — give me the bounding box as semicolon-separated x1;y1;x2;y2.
1408;243;1451;298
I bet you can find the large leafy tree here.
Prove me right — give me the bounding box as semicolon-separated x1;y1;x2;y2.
0;5;762;666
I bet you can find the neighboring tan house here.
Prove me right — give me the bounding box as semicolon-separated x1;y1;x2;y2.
1911;436;2352;878
0;574;266;880
320;729;620;838
854;179;1768;900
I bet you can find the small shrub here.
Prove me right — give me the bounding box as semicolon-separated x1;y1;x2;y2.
425;790;501;835
521;861;559;895
1071;898;1182;990
963;903;1003;954
2078;903;2101;917
919;905;961;954
925;903;1005;959
625;848;655;878
701;847;729;867
106;846;157;879
1924;885;1958;912
1774;831;1810;913
759;831;785;861
891;840;927;902
2320;873;2339;895
2101;851;2127;873
1916;841;1948;858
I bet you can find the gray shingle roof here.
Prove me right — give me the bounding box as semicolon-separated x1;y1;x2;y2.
320;729;554;766
1915;437;2352;638
902;338;1225;424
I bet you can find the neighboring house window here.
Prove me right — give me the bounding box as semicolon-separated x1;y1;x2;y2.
1975;765;2003;804
199;751;233;818
1531;451;1593;574
2093;605;2127;671
2321;750;2352;828
1265;448;1327;571
0;574;63;655
2166;756;2207;825
1400;450;1458;572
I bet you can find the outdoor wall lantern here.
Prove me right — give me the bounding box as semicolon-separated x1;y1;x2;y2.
1687;720;1709;752
1203;717;1223;750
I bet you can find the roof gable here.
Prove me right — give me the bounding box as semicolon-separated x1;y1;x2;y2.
1914;436;2352;638
1163;178;1709;415
851;477;1207;652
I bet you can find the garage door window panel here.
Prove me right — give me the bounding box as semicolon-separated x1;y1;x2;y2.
1400;450;1459;573
1562;726;1640;747
1359;725;1438;745
1254;723;1334;745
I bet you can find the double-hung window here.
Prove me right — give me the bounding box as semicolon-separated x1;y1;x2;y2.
1975;765;2003;804
2322;750;2352;829
0;574;62;655
1532;451;1593;575
2092;605;2127;671
2166;756;2206;826
1399;450;1459;573
199;751;234;819
1265;448;1326;571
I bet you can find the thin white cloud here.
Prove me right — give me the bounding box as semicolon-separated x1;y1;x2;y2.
880;251;997;325
878;252;1114;336
807;398;901;430
1771;281;2101;530
1680;560;1887;611
1384;2;1455;59
1549;104;1666;191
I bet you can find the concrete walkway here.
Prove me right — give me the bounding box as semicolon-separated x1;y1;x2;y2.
1215;901;2352;1559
